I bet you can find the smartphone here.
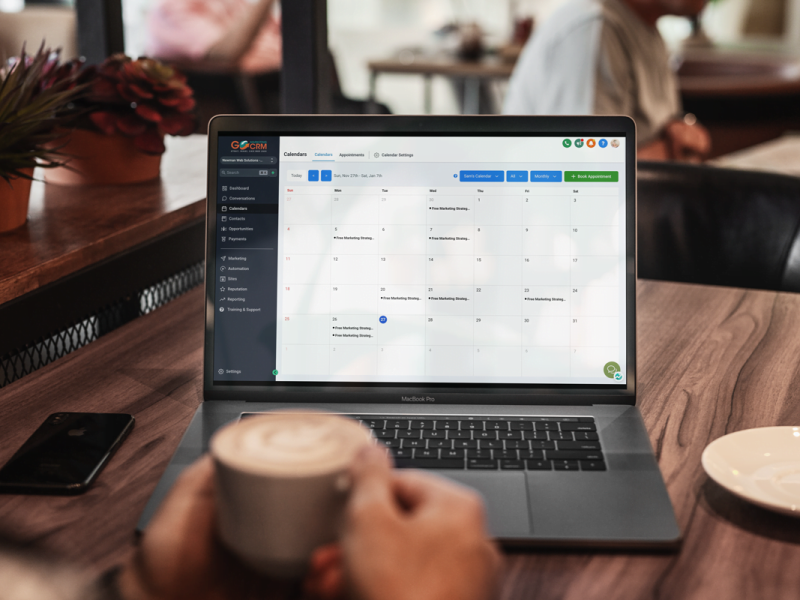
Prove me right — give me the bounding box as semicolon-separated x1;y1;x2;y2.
0;412;134;495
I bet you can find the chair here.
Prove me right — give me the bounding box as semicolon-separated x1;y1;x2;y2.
638;161;800;292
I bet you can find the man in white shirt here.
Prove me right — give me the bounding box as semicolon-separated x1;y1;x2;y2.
504;0;711;161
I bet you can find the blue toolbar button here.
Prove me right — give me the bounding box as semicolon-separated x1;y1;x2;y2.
321;170;332;181
530;171;562;182
507;170;528;182
460;170;504;182
308;170;319;181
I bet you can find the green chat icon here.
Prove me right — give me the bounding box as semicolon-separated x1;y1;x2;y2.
603;361;621;379
575;139;584;148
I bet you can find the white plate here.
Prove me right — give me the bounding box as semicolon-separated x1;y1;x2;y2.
702;426;800;517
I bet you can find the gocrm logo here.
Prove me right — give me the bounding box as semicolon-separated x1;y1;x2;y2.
231;140;268;150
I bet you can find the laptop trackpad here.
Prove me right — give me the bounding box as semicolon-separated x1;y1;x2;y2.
444;472;530;536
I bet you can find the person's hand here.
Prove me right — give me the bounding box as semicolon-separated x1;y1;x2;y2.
117;456;296;600
305;446;502;600
663;118;711;162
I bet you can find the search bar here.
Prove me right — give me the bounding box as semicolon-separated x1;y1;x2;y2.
219;168;277;177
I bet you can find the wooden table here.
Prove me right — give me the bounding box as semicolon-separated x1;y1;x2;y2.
711;132;800;178
0;134;207;366
1;279;799;598
677;46;800;157
368;56;514;114
0;134;206;306
678;47;800;98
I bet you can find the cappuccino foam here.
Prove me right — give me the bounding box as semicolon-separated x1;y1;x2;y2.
211;412;371;476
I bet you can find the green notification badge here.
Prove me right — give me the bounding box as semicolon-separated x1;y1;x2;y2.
603;362;621;379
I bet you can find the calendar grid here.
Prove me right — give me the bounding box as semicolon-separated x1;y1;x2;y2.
278;184;622;382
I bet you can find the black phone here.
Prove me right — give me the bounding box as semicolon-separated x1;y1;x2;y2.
0;412;134;495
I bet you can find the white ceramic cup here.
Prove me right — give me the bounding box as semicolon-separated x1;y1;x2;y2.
210;411;372;577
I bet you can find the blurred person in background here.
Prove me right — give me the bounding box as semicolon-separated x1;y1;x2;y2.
146;0;281;74
504;0;711;162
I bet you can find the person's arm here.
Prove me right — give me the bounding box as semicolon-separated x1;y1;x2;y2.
638;117;711;162
206;0;277;63
305;446;502;600
114;449;499;600
115;456;293;600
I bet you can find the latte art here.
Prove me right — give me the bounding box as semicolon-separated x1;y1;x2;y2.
212;412;371;476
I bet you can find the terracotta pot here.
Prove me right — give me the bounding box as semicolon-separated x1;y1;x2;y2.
45;129;162;185
0;168;34;233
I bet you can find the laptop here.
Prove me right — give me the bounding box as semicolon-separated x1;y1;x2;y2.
139;115;680;548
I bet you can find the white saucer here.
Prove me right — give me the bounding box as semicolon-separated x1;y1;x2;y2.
702;426;800;517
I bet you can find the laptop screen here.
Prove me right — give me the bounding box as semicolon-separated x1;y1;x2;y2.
212;132;628;390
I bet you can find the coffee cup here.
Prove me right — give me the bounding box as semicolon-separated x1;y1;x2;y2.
210;411;372;577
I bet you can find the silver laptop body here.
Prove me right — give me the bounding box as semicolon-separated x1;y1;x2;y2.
139;115;680;548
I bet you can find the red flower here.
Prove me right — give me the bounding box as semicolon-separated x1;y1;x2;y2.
135;104;162;123
115;113;148;136
79;54;197;154
89;111;117;135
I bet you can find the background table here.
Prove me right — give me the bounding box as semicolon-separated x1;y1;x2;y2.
0;279;799;599
0;135;207;387
0;134;206;305
368;57;514;114
711;132;800;177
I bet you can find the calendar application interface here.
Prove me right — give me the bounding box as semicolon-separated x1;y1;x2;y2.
271;136;627;386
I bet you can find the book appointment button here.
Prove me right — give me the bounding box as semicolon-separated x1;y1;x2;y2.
564;171;619;182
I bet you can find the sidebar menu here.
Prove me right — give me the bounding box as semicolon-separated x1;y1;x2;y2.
213;136;280;383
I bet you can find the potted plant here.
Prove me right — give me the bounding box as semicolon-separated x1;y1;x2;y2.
0;46;84;232
45;54;197;186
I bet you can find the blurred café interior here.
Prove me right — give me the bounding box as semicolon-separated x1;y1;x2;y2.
1;0;800;599
2;0;800;154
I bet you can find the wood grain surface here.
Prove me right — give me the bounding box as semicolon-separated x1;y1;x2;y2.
0;135;207;305
0;279;799;598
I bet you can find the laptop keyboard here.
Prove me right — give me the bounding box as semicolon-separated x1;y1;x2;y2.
241;414;605;471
